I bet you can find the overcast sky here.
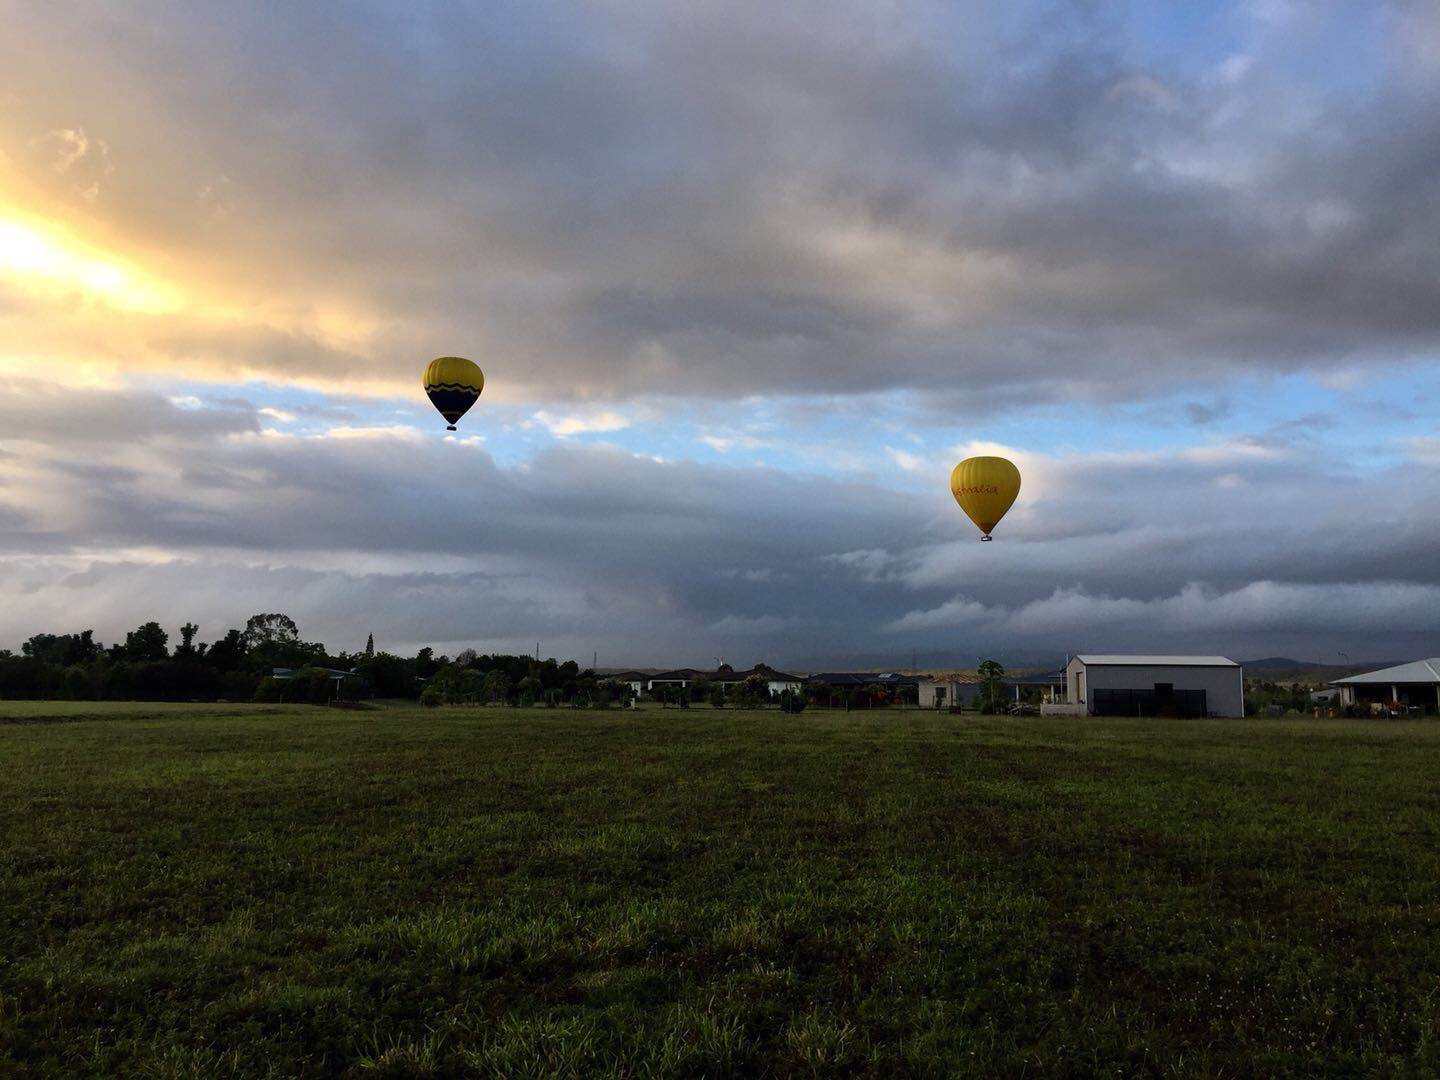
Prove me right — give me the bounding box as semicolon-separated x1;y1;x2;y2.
2;0;1438;667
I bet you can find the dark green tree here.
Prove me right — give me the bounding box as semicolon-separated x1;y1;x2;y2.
977;659;1007;714
124;622;169;663
240;614;324;670
175;623;200;658
206;629;246;671
242;613;299;651
22;631;100;666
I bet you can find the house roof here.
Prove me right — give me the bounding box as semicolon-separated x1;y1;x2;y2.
1333;659;1440;685
1074;655;1239;668
649;668;709;681
904;672;984;685
713;664;804;683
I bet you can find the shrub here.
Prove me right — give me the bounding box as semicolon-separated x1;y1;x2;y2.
779;689;806;714
286;667;337;704
253;676;283;703
419;687;442;708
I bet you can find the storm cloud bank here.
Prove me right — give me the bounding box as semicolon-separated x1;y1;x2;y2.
3;383;1439;664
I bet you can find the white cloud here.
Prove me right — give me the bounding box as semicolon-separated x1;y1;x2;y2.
886;447;926;473
699;432;771;454
1402;437;1440;465
319;424;424;442
1217;54;1255;85
531;410;631;437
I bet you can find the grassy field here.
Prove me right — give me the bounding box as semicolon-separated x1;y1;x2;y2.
2;705;1438;1077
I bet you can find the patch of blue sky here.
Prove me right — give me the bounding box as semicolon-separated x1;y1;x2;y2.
1122;0;1387;97
141;357;1439;484
978;367;1438;472
1122;0;1241;76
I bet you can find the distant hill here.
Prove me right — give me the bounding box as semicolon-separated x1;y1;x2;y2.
1240;657;1401;684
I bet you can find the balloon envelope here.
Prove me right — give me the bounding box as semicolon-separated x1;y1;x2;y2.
423;356;485;430
950;456;1021;540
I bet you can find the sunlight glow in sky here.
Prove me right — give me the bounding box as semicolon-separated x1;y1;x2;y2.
0;214;181;314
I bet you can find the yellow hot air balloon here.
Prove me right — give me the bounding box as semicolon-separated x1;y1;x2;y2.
423;356;485;431
950;456;1021;541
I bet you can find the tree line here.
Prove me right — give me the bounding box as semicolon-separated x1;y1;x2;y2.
0;614;610;706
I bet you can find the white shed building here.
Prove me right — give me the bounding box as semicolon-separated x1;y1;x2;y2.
1065;655;1244;718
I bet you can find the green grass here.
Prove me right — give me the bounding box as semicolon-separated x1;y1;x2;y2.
2;705;1439;1076
0;700;297;721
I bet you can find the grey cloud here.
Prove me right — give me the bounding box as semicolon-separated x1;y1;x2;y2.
5;380;1440;664
1182;400;1231;426
3;2;1438;402
0;382;924;660
0;379;258;443
886;580;1440;663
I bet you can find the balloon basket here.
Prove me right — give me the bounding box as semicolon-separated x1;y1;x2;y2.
446;424;457;431
980;535;993;542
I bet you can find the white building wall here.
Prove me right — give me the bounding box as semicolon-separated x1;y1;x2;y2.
918;680;984;708
1065;658;1245;717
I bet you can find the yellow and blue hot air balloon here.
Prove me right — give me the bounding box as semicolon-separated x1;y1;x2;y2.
423;356;485;431
950;456;1021;541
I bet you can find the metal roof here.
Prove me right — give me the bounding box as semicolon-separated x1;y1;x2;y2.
712;664;804;683
272;667;356;679
807;672;923;685
648;668;709;681
1333;659;1440;685
1073;655;1239;667
1007;670;1066;684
